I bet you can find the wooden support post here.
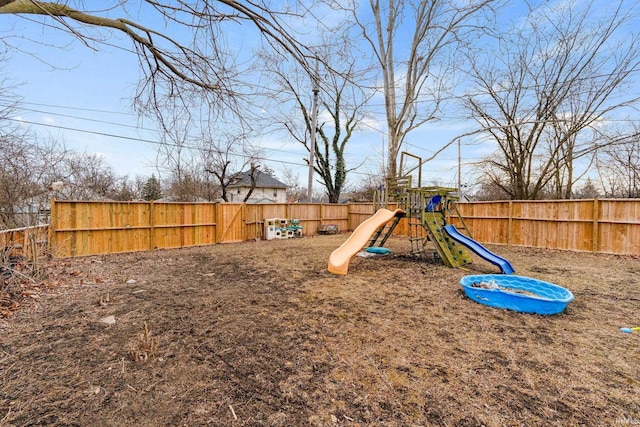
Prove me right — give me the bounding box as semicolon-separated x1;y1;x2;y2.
23;225;30;258
508;200;513;246
241;203;247;242
47;198;56;257
215;203;222;244
592;198;599;253
149;201;156;250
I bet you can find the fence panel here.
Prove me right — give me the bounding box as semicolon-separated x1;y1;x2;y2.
455;201;511;244
348;203;376;231
0;225;49;260
244;204;290;240
457;199;640;254
318;204;349;235
50;201;153;257
153;203;217;249
597;199;640;254
289;204;322;235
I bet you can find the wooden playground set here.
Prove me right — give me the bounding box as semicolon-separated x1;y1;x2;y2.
328;152;514;275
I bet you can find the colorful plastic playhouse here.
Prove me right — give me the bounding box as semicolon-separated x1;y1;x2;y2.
264;218;303;240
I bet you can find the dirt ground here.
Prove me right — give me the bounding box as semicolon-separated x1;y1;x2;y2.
1;234;639;426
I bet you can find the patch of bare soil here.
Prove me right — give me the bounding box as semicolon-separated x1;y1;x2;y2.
1;235;639;426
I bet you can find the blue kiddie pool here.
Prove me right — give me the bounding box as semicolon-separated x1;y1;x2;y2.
459;274;574;315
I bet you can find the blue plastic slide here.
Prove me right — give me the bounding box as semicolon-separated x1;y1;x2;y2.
443;225;515;274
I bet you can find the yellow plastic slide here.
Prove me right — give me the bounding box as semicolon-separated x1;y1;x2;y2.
328;208;404;275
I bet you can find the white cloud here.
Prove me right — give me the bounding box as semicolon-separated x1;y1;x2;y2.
42;116;55;124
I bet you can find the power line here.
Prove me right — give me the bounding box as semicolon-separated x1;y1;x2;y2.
1;100;133;116
10;117;163;146
6;105;153;131
17;83;635;180
6;102;385;167
8;117;378;177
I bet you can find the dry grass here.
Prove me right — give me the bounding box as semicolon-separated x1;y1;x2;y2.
0;235;639;426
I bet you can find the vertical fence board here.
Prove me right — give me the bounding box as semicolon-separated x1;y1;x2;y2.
348;203;376;231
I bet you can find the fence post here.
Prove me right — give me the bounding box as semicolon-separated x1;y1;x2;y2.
508;200;513;245
149;201;156;250
592;198;599;253
23;226;29;258
215;203;222;243
241;203;247;242
48;198;56;256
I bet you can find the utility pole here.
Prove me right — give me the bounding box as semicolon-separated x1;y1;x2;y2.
307;59;319;202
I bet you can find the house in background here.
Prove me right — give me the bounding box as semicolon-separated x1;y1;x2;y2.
227;170;288;203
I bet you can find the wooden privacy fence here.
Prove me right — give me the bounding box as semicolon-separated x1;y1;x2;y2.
0;225;49;260
48;200;381;257
452;199;640;255
4;199;640;258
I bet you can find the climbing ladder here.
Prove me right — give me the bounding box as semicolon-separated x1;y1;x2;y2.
404;188;430;257
408;214;429;257
368;214;404;248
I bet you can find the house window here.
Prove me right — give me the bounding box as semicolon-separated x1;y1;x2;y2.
273;189;278;197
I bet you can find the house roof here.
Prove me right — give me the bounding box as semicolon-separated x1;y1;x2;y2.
228;170;287;189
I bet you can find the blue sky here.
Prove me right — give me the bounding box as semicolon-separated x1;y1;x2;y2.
5;0;629;194
3;20;163;178
1;2;490;193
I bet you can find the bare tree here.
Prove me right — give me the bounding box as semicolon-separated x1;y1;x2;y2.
261;32;372;203
54;153;120;200
163;168;219;202
108;176;139;201
0;1;313;110
596;125;640;198
347;172;385;202
239;162;260;202
0;135;43;228
465;0;640;200
328;0;499;178
0;134;128;226
201;132;261;202
280;166;306;202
